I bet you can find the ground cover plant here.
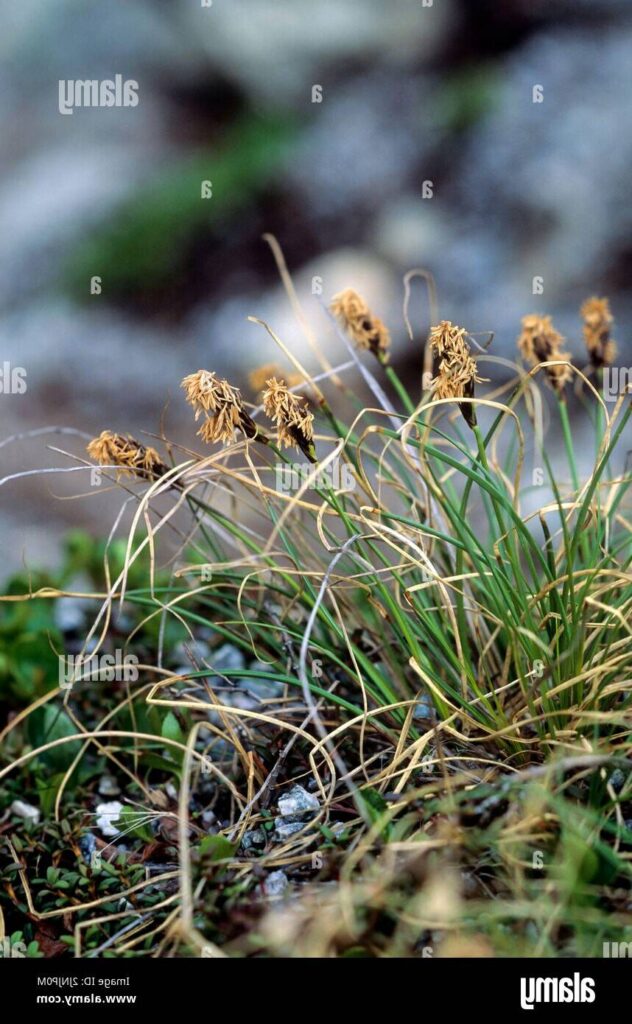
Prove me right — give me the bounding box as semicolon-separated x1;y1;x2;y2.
1;251;631;958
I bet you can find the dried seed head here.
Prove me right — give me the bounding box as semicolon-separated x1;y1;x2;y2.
429;321;485;429
581;296;617;368
517;315;563;363
86;431;167;481
429;320;470;361
262;377;317;462
181;370;239;420
517;314;572;394
330;288;391;364
181;370;259;444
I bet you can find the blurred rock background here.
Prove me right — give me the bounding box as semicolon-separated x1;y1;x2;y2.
0;0;630;570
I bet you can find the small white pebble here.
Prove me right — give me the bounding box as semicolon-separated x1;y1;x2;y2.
95;801;124;838
97;775;121;797
11;800;40;824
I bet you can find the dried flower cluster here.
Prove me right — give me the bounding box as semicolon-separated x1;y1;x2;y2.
429;320;485;429
86;431;168;480
330;289;391;364
262;377;317;462
181;368;318;460
581;297;617;369
181;370;259;444
517;314;572;394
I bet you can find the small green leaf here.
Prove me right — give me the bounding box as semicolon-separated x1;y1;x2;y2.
358;788;391;839
161;711;184;745
28;706;82;773
199;834;236;862
116;805;154;842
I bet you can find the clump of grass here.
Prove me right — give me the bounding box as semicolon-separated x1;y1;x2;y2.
1;255;631;959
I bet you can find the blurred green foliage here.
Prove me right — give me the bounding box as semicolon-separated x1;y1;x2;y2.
0;530;175;706
63;113;296;300
438;64;499;133
0;572;62;703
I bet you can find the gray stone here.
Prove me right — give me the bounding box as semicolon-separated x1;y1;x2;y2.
210;644;246;675
54;596;87;634
98;775;121;797
239;662;286;700
263;869;289;898
172;639;212;667
54;574;95;633
290;74;428;218
371;196;453;269
79;832;97;864
446;24;632;349
277;784;320;821
274;819;306;842
182;0;454;103
413;694;435;722
241;827;266;851
227;691;258;712
201;809;217;831
197;248;400;378
173;665;202;680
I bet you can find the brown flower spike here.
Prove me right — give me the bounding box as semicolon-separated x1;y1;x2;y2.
262;377;317;462
87;431;168;481
181;370;261;445
517;314;572;394
330;289;391;365
581;297;617;369
429;320;485;429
